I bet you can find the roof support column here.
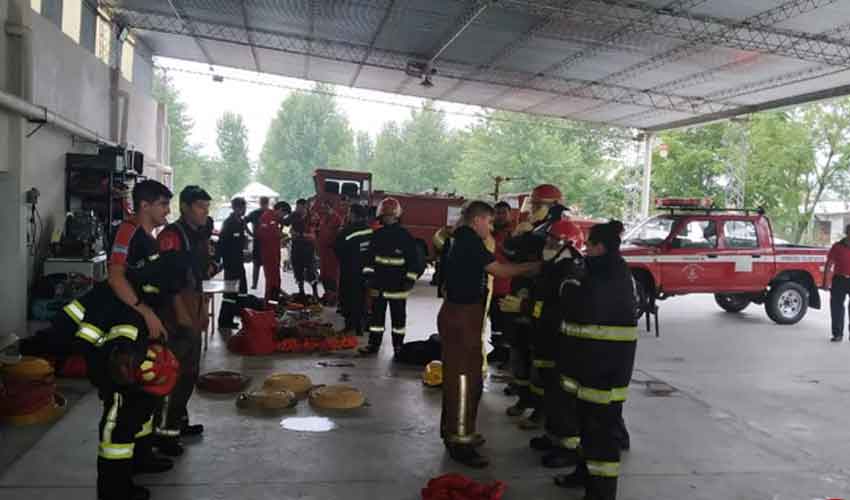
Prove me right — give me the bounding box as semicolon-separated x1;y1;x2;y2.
640;132;654;220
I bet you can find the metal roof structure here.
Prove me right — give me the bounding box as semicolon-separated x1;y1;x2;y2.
103;0;850;131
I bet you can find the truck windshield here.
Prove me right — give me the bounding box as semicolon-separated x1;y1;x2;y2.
625;215;676;247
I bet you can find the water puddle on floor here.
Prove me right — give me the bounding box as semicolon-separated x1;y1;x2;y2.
280;417;337;432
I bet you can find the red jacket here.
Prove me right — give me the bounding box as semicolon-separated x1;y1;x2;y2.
492;224;514;297
318;212;342;281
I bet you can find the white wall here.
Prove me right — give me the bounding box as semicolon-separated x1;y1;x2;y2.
0;0;164;334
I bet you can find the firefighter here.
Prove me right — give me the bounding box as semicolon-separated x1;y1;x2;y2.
333;204;373;336
317;199;343;305
217;197;249;329
439;201;540;467
288;199;320;301
432;225;455;297
257;201;292;303
359;197;424;356
155;186;218;456
487;201;515;365
553;221;638;500
502;184;562;423
89;251;189;500
245;196;270;290
500;219;586;468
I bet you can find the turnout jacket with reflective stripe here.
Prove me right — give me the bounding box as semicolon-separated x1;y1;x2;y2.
363;223;424;294
562;252;637;330
334;222;373;276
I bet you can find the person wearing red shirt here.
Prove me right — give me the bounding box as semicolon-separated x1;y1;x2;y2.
317;200;343;304
258;201;292;302
825;224;850;341
488;201;516;365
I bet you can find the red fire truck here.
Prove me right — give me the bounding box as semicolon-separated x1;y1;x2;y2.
624;198;828;325
311;168;465;260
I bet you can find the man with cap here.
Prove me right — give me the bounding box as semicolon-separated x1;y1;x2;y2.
217;197;249;329
154;185;216;456
334;204;374;336
245;196;270;290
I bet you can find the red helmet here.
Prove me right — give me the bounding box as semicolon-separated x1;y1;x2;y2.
548;219;585;248
138;344;180;397
531;184;562;204
377;197;402;218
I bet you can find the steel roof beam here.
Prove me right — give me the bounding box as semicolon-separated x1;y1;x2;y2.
164;0;215;67
304;0;319;80
482;0;708;108
349;0;397;88
528;0;843;116
239;0;260;72
113;7;733;115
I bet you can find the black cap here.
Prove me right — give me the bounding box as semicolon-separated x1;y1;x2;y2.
274;201;292;213
350;204;368;219
180;185;212;206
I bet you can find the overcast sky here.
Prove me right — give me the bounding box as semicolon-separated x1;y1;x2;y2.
156;57;481;163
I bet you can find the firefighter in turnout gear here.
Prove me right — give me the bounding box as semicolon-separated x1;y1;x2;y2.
553;221;638;500
359;197;425;356
217;197;249;329
501;184;563;423
334;204;374;336
81;251;190;500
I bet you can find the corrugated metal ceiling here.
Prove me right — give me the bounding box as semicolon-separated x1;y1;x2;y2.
102;0;850;131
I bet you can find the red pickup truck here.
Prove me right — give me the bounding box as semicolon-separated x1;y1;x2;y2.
623;200;828;325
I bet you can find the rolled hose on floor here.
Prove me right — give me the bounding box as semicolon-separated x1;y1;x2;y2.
263;373;313;397
308;385;365;410
197;370;251;394
0;393;67;426
236;389;298;411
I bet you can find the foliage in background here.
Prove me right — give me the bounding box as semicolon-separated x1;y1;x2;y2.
258;83;354;200
215;112;251;199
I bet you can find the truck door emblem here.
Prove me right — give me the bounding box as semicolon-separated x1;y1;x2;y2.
682;264;704;282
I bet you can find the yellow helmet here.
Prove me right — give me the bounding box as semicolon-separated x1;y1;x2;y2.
422;360;443;387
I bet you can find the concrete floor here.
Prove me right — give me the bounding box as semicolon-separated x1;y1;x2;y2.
2;269;850;500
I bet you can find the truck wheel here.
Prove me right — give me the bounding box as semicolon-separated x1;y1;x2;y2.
633;279;649;321
714;294;750;313
765;282;808;325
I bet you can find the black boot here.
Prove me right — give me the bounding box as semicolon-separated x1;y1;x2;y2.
98;458;150;500
553;462;588;488
153;435;184;457
542;448;579;468
446;444;489;468
529;434;554;451
506;398;530;417
133;437;173;474
180;422;204;437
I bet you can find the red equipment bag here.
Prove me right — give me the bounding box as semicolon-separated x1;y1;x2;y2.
421;474;506;500
228;309;278;355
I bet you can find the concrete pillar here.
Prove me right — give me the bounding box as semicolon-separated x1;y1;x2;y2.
0;0;33;335
640;132;654;219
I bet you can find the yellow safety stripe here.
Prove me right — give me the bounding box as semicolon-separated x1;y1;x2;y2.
75;322;105;345
532;301;544;319
406;272;418;281
578;386;614;405
105;324;139;343
612;386;629;402
135;417;153;439
587;460;620;478
533;359;556;369
560;376;579;394
562;322;638;342
548;434;580;450
147;253;160;261
346;229;374;241
63;300;85;324
141;284;160;294
445;433;477;445
391;328;406;335
375;256;406;266
369;326;385;333
222;298;237;304
530;384;545;396
363;267;375;274
383;291;410;299
156;428;180;437
99;394;135;460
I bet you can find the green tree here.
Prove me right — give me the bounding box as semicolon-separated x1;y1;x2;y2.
452;111;621;218
652;123;728;204
258;84;354;200
355;131;374;171
215;112;251;199
370;102;463;193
